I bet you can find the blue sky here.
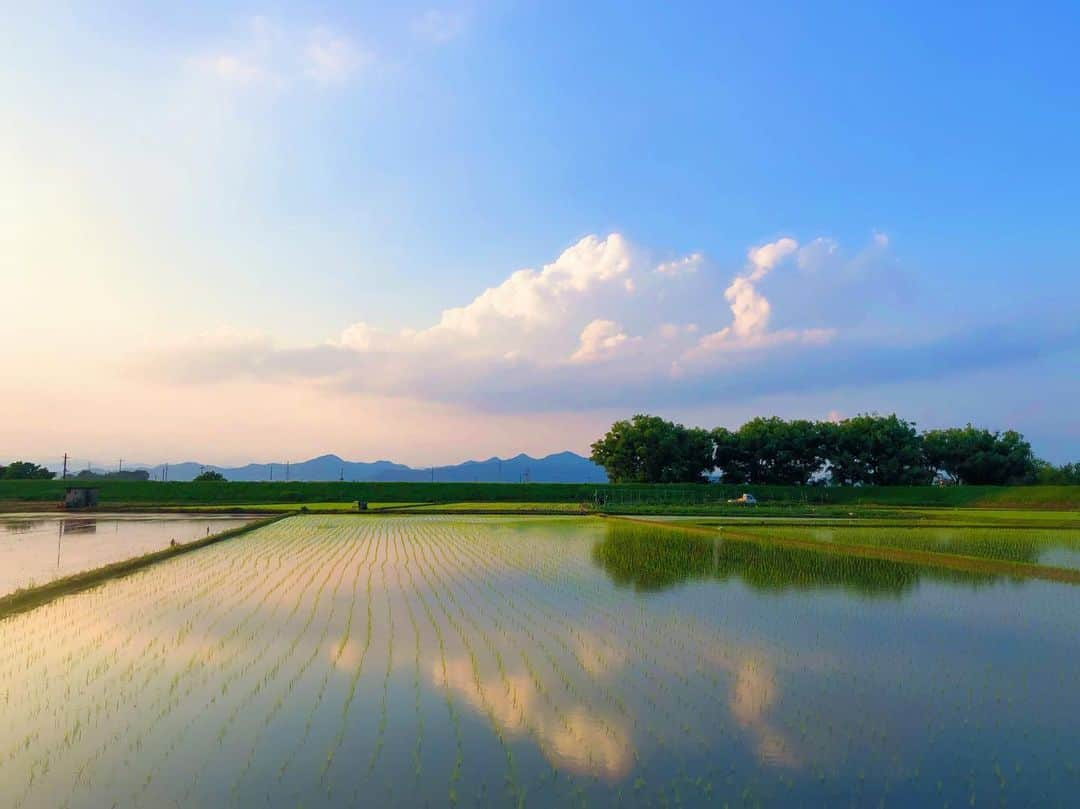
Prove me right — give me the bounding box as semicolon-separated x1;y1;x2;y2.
2;2;1077;464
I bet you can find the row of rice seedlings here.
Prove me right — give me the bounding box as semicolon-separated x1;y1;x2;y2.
1;524;291;794
468;523;708;802
419;522;653;804
361;529;396;798
228;524;375;801
117;529;329;804
440;524;667;769
395;524;466;805
22;520;332;807
65;523;326;807
0;525;244;697
465;522;775;801
249;524;371;781
441;523;691;798
0;546;227;774
396;528;424;784
179;521;370;805
4;533;280;803
305;524;380;801
464;525;707;745
137;521;363;805
406;522;525;806
292;523;376;793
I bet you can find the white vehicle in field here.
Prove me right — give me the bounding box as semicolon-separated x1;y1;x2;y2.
727;493;758;505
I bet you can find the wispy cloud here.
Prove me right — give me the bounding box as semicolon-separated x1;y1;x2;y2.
656;252;703;276
194;17;370;90
411;8;469;43
303;26;370;84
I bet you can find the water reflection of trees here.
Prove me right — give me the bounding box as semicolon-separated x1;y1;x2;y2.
61;519;98;535
1;520;49;534
592;522;998;597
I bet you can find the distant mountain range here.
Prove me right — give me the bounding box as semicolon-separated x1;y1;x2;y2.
62;451;607;483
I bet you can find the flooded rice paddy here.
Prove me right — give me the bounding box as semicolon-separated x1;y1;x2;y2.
0;515;1076;807
0;514;257;596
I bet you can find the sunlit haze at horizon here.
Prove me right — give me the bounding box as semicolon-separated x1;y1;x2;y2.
2;3;1078;465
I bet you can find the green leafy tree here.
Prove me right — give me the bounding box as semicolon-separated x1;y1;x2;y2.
712;426;751;483
590;415;714;483
732;417;829;484
825;414;931;485
0;461;55;480
1034;460;1080;485
923;425;1035;484
192;470;226;482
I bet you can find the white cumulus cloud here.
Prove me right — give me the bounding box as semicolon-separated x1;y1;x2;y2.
571;320;635;363
143;231;905;410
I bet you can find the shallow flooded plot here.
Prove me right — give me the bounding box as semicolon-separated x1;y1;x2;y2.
0;515;1076;807
0;513;257;595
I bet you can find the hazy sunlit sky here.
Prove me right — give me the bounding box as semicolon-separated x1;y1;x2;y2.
2;2;1078;466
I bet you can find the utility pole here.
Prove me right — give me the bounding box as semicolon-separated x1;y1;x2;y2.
61;453;68;480
269;464;273;481
118;459;123;473
430;467;435;483
285;461;290;482
164;463;169;482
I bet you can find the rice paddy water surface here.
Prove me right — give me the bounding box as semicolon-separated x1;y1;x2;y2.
0;513;258;596
0;515;1076;807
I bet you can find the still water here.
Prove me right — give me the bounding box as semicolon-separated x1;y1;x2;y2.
0;516;1075;807
0;513;257;595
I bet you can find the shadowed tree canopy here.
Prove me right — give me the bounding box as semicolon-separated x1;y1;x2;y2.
1034;460;1080;484
192;470;227;482
923;425;1036;485
597;412;1045;487
713;417;829;485
824;414;931;486
590;414;714;483
0;462;55;480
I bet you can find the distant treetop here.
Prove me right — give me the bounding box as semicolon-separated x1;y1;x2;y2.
0;461;55;480
591;414;1049;486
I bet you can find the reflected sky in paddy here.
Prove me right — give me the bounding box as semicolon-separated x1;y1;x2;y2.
0;516;1075;807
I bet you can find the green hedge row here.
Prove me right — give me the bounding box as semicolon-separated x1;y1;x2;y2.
1;480;1076;508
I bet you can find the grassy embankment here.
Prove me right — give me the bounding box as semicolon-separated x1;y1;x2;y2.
1;479;1077;514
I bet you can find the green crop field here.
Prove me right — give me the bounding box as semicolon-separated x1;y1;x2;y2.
722;523;1080;571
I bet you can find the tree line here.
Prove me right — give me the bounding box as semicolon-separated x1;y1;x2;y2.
590;413;1077;486
0;461;55;480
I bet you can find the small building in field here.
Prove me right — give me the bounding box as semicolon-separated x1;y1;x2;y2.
63;487;100;509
